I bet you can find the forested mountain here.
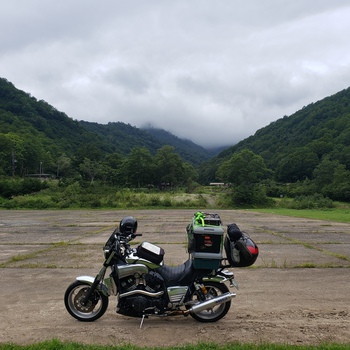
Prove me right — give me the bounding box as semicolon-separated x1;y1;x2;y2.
141;126;218;162
81;122;213;165
199;87;350;187
3;75;350;204
0;77;213;177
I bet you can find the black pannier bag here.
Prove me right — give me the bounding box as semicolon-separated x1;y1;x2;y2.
137;241;165;265
224;223;259;267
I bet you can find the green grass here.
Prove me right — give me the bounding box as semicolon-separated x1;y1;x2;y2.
0;340;349;350
250;208;350;223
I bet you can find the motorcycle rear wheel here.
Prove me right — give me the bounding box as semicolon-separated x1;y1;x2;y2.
189;282;231;322
64;281;109;322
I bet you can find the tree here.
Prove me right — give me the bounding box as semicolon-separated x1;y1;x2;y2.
56;153;72;178
0;133;27;176
216;149;273;206
79;158;100;185
103;153;125;186
323;163;350;201
182;162;199;186
276;147;319;182
217;149;272;186
0;133;12;176
154;146;184;188
312;156;336;191
123;147;154;188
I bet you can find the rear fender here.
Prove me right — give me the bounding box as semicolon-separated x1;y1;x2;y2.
202;275;228;284
76;275;109;297
203;271;239;290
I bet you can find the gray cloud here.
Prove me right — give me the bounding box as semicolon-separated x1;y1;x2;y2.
1;0;350;148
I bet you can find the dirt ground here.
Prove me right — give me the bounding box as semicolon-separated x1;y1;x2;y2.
0;209;349;346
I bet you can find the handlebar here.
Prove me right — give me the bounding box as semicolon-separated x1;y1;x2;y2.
103;230;143;262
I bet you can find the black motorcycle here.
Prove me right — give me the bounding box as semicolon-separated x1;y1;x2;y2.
64;215;242;325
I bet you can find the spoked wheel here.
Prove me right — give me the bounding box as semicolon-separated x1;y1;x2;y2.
189;282;231;322
64;281;109;322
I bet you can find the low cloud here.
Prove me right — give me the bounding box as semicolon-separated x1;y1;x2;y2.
1;1;350;148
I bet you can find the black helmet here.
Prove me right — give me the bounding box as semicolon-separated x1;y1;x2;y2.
119;216;138;235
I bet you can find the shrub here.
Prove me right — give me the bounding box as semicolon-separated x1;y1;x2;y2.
231;184;274;208
280;194;335;209
9;195;53;209
0;178;46;198
146;196;161;207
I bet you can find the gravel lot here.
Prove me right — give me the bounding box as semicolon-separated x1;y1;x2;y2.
0;209;349;346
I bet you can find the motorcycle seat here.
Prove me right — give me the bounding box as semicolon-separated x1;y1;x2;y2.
156;259;193;286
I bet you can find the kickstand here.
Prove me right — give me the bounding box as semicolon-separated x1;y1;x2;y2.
140;315;146;329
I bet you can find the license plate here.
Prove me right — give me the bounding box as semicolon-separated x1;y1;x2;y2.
230;278;239;290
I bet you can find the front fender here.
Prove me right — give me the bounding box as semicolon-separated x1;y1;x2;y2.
76;275;95;284
76;275;110;297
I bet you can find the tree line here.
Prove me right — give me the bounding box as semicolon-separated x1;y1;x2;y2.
0;143;198;198
2;77;350;207
215;149;350;206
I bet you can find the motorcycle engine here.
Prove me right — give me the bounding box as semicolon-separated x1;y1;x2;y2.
117;270;167;317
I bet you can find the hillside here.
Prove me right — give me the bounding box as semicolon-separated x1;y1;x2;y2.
141;126;218;162
0;78;213;176
199;86;350;184
80;122;214;165
0;78;89;153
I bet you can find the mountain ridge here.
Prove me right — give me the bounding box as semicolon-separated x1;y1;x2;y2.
198;86;350;183
0;77;218;166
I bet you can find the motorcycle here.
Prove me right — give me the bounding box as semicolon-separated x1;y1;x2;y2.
64;215;239;326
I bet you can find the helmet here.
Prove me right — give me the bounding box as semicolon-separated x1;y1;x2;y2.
119;216;138;235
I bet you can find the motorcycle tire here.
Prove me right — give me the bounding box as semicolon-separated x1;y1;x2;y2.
64;280;109;322
189;282;231;323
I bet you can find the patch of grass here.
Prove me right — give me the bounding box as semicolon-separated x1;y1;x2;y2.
260;258;278;268
294;262;348;268
257;258;349;269
257;226;350;267
0;339;349;350
14;263;59;268
0;188;214;210
313;247;350;262
7;251;43;263
53;241;69;247
0;244;67;268
294;262;317;268
251;208;350;223
282;259;287;268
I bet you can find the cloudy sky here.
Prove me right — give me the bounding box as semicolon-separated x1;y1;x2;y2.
1;1;350;148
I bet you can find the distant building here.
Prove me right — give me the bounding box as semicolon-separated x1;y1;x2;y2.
25;174;51;181
209;182;230;186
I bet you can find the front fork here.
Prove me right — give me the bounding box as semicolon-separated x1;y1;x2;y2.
78;268;109;306
79;251;117;304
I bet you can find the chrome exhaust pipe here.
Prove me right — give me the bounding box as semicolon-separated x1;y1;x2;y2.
185;292;236;314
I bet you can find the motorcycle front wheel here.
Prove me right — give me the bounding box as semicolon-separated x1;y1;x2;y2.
189;282;231;323
64;281;109;322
